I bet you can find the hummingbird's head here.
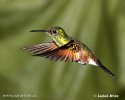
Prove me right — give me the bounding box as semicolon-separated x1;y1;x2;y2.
30;26;71;46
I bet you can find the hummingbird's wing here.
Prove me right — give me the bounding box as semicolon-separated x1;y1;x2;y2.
22;41;58;55
35;40;83;62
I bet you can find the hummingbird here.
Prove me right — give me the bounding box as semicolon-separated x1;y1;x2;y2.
23;26;115;77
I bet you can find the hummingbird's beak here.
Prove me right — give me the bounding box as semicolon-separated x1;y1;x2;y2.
30;30;48;33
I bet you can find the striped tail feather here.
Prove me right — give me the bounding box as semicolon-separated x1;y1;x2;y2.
96;60;115;77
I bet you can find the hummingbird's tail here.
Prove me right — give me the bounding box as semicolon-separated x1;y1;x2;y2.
96;60;115;78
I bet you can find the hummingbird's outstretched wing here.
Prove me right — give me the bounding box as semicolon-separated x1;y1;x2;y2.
34;40;83;62
22;41;58;55
23;40;115;77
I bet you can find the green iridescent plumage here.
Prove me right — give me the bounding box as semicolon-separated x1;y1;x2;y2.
23;26;115;77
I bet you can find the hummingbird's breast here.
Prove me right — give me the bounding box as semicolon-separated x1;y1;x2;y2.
73;40;96;64
53;35;71;47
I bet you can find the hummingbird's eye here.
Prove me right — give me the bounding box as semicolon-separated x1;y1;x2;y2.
52;29;57;34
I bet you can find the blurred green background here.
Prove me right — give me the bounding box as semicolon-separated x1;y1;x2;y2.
0;0;125;100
